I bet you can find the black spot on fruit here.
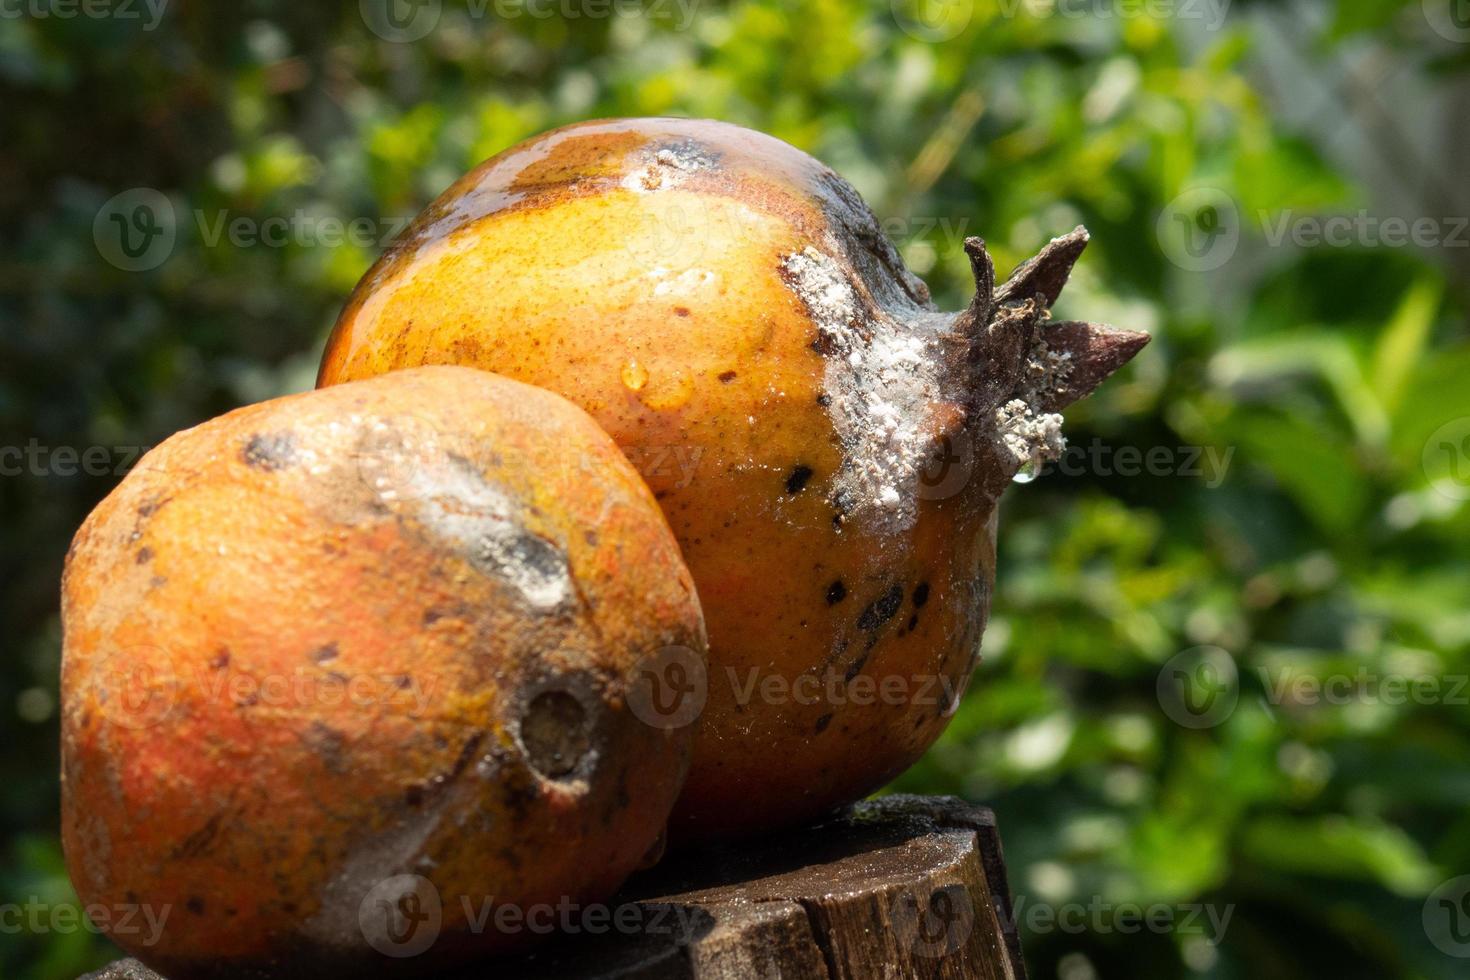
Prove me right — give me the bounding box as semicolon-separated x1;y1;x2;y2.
785;465;814;495
907;614;919;632
718;370;737;383
241;432;296;471
857;584;904;631
305;722;347;773
814;712;834;734
186;897;205;915
520;689;591;779
135;547;153;564
826;580;847;605
912;582;930;608
311;642;339;664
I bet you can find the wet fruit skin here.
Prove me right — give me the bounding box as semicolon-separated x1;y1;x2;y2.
61;366;705;977
319;118;1147;840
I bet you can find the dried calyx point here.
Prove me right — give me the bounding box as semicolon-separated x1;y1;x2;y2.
949;226;1150;487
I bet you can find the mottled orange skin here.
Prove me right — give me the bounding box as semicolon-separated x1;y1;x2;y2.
61;366;704;977
320;119;999;840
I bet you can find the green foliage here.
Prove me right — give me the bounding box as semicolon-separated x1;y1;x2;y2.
2;1;1467;978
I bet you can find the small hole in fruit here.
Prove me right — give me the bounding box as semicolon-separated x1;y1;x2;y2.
785;465;814;495
520;689;590;779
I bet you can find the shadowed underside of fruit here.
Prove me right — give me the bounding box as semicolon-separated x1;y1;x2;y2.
319;117;1148;840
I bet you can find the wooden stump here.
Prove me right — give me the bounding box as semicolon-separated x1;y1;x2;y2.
85;795;1025;980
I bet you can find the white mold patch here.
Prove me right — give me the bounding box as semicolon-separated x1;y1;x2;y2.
780;246;944;536
993;340;1073;477
392;454;572;612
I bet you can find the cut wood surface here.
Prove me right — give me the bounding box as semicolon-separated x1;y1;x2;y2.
85;794;1025;979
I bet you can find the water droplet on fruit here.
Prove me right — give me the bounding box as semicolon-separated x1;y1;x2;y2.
637;367;694;411
1011;459;1043;484
620;360;649;392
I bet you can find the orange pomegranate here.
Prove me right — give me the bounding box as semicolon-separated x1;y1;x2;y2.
61;366;704;976
319;118;1147;840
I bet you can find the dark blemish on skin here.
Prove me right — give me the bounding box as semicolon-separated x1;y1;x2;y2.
826;580;847;605
913;582;930;608
810;330;841;357
172;813;223;861
520;690;590;779
856;584;905;631
785;465;814;495
306;722;347;773
241;432;297;471
815;712;834;734
209;649;230;670
844;655;868;683
674;306;691;317
907;614;919;632
718;370;737;383
405;785;424;807
311;642;339;664
186;897;205;915
816;393;831;407
136;547;153;564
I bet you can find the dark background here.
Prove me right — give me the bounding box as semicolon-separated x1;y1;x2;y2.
3;1;1469;977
